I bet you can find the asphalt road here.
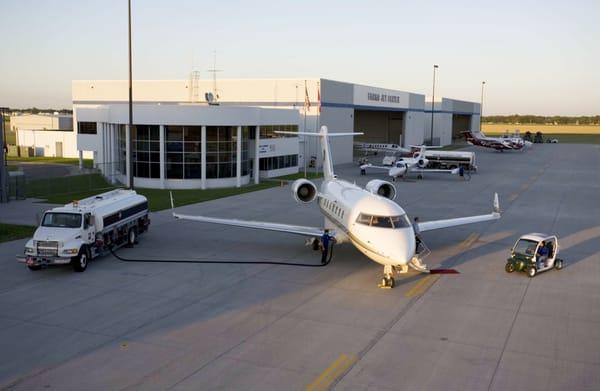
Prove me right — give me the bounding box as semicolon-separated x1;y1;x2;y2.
0;143;599;390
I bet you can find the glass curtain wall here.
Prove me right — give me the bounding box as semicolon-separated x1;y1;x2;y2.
206;126;248;179
166;126;202;179
133;125;160;178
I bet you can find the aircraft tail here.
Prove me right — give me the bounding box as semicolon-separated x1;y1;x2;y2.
276;126;363;180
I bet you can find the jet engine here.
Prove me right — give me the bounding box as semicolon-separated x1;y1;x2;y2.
365;179;397;200
417;157;429;168
292;179;318;203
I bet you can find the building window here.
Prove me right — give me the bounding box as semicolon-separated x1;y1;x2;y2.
249;124;298;139
205;126;249;179
166;125;202;179
133;125;160;178
259;154;298;171
78;122;97;134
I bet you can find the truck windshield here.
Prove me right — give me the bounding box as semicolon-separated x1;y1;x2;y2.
356;213;412;229
513;239;538;256
41;213;82;228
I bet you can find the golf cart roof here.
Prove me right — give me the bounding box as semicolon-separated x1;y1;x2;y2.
519;233;556;242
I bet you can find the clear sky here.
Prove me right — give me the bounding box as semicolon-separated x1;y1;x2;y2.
1;0;598;115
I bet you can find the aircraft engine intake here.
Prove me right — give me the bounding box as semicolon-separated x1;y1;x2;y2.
417;157;429;168
292;179;318;203
365;179;397;201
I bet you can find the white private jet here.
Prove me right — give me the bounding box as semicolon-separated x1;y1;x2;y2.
172;126;500;288
359;145;460;180
354;142;411;155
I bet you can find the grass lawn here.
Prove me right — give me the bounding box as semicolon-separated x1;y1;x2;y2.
25;173;283;212
271;171;323;181
0;223;36;243
137;182;280;211
26;174;116;204
7;156;94;168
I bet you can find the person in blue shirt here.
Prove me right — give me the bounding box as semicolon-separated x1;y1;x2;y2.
537;241;549;269
320;229;335;264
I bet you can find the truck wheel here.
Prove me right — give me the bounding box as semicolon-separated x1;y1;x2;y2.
127;228;137;246
505;263;515;273
527;266;537;278
72;247;89;272
555;259;564;270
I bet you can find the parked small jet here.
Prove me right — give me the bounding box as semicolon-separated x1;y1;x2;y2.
463;130;532;151
172;127;500;288
354;142;411;155
359;145;460;180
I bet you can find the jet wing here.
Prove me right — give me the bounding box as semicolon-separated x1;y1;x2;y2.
418;193;500;232
409;167;460;175
172;212;325;237
169;191;324;237
360;163;391;171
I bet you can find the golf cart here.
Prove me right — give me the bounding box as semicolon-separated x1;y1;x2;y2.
505;233;564;277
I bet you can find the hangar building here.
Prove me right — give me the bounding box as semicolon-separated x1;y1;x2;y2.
72;78;480;189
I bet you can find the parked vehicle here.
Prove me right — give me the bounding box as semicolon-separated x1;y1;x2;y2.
17;189;150;272
505;233;564;277
417;149;477;172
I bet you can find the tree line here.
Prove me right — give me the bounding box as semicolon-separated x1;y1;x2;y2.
482;115;600;125
8;108;73;115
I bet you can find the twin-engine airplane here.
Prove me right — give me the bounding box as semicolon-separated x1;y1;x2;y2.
359;145;460;180
172;126;500;288
463;130;532;151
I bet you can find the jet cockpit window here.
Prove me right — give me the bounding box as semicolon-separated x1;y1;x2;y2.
356;213;411;229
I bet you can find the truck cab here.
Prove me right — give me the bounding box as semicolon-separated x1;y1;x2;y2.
505;233;564;277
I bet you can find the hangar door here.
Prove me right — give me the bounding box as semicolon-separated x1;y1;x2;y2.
452;114;472;140
354;110;404;145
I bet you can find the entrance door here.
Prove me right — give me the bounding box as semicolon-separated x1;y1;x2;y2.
55;142;63;157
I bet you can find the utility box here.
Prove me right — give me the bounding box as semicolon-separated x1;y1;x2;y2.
8;171;26;200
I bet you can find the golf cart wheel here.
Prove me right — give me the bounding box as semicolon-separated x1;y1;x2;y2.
555;258;564;270
527;266;537;278
505;263;515;273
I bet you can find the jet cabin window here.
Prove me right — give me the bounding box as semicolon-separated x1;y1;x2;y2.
356;213;411;229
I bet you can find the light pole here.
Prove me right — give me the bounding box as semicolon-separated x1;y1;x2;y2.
0;107;8;203
429;64;439;146
480;81;486;133
127;0;134;189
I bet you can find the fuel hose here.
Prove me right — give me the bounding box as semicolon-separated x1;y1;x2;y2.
110;241;335;267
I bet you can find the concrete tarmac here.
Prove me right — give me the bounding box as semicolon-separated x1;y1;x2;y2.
0;144;599;390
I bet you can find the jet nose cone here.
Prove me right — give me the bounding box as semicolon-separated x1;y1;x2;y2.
391;228;416;264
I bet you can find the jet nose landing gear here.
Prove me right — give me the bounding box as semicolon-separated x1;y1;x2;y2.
379;264;396;289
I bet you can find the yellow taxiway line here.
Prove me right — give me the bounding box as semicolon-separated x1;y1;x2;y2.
405;275;440;298
305;353;357;391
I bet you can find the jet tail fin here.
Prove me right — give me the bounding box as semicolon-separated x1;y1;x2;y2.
276;126;363;180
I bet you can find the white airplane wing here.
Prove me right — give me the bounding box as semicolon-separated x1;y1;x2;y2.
170;192;323;237
172;212;324;237
360;163;390;171
418;193;500;232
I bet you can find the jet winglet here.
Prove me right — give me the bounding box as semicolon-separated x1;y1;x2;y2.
169;191;178;218
493;192;500;214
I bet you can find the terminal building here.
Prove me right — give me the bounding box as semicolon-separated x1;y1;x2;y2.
72;78;481;189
